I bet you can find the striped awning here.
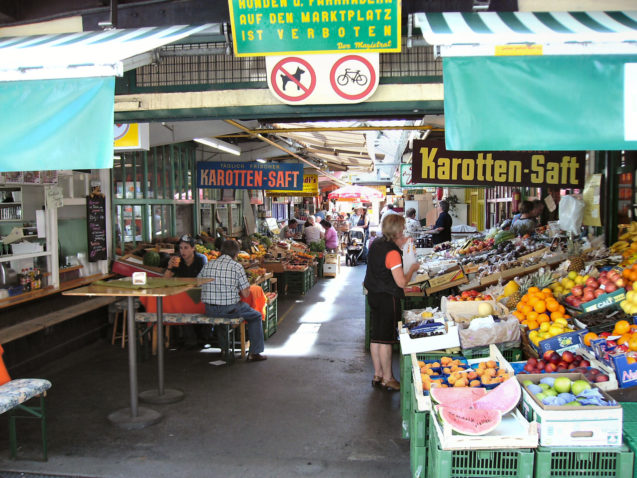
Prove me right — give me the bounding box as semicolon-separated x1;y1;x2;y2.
414;11;637;56
0;24;217;81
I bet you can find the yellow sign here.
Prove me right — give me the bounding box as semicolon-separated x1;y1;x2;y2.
266;174;318;197
114;123;150;151
495;44;543;56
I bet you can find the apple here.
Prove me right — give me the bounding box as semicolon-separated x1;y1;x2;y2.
568;363;577;369
616;278;626;288
580;359;591;368
557;366;568;372
544;389;558;397
583;291;595;302
588;368;600;376
571;285;584;297
539;383;551;391
594;289;605;298
562;351;575;363
536;392;547;401
571;298;583;307
550;352;562;365
595;374;610;382
522;380;534;387
571;379;592;396
586;277;599;289
606;284;618;293
537;361;546;371
524;363;536;372
558;361;569;369
527;357;538;367
554;377;572;393
543;350;555;362
545;363;557;373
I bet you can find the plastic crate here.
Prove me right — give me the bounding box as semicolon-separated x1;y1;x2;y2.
463;346;523;363
534;445;634;478
410;436;428;478
410;391;430;448
428;418;534;478
621;402;637;424
400;353;412;438
263;298;277;340
624;436;637;478
623;422;637;444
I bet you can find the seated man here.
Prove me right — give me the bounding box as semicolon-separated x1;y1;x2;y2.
198;239;266;362
164;234;209;349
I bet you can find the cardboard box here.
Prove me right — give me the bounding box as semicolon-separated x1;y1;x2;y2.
517;373;623;447
533;330;586;355
263;261;285;273
324;253;339;264
569;288;626;313
425;266;464;288
611;354;637;388
441;297;508;317
398;320;460;355
323;263;339;277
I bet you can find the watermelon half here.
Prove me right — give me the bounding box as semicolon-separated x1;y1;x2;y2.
436;405;501;436
430;386;487;408
472;377;521;415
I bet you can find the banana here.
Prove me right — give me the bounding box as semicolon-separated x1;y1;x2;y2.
611;241;629;252
620;232;633;240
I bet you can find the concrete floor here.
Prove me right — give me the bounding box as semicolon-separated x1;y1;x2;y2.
0;264;411;478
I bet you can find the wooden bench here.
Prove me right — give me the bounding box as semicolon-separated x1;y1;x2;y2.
0;378;51;460
134;312;246;362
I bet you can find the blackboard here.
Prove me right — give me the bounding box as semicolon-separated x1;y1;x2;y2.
87;195;107;262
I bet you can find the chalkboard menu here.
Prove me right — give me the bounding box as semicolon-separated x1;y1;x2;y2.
87;195;107;262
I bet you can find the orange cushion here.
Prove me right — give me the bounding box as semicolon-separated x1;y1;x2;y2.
0;345;11;386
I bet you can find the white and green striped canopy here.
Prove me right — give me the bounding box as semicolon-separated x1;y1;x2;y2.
0;24;216;81
414;11;637;56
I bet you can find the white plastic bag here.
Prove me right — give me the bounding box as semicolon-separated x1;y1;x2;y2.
402;239;418;280
558;195;586;235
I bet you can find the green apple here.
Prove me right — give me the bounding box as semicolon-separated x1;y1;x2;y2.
571;379;591;396
544;389;558;397
539;383;551;391
566;401;582;406
523;380;534;387
554;377;572;394
535;392;547;401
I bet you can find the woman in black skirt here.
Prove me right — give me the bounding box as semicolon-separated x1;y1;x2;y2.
363;214;420;391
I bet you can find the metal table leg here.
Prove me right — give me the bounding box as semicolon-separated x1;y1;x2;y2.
108;296;162;430
140;297;185;404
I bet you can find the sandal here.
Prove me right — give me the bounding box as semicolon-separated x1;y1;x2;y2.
372;375;382;388
381;379;400;392
247;353;267;362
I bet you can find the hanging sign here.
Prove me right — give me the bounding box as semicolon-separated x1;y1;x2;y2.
197;161;304;190
87;194;107;262
266;174;319;197
228;0;401;57
266;53;379;104
411;140;586;188
114;123;150;151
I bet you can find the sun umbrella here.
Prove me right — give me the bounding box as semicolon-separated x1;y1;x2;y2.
328;184;384;202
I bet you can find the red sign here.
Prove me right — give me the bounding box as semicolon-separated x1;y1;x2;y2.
270;57;316;102
330;55;377;100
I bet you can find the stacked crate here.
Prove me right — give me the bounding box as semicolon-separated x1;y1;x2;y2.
285;268;312;295
263;293;278;340
323;253;339;277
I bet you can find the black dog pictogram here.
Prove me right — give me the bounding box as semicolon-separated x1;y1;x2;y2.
280;67;305;91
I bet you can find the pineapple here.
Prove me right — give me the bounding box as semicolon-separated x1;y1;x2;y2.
507;270;554;310
567;239;586;273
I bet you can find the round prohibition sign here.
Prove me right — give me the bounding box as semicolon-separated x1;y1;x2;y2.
330;55;377;101
271;57;317;102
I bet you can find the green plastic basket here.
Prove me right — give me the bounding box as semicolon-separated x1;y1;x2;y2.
624;436;637;478
534;445;634;478
428;418;534;478
401;353;413;439
410;438;428;478
410;391;430;448
621;402;637;424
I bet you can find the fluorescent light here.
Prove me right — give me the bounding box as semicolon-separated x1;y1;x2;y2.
194;137;241;156
256;158;267;163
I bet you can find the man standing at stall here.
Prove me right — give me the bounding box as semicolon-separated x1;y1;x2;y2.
198;239;266;362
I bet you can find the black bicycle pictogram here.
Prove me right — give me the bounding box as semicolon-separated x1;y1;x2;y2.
336;68;368;86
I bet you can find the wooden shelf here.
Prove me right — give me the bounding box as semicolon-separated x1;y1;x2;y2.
0;251;51;263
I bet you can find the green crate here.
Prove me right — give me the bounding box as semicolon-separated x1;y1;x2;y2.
534;445;633;478
428;418;534;478
400;353;412;438
410;391;431;448
624;422;637;444
463;346;523;363
621;402;637;424
624;436;637;478
410;437;428;478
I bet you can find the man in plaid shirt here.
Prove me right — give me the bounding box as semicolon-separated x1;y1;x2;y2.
198;239;266;361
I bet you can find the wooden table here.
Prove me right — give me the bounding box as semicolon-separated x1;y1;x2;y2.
64;277;212;429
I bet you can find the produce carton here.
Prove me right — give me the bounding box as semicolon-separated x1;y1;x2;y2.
532;330;586;355
565;288;626;313
263;261;285;273
517;373;623;447
425;266;464;288
398;320;460;355
440;297;504;315
610;354;637;388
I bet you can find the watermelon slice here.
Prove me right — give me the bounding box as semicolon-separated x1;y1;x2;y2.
472;377;521;415
436;405;501;435
430;386;487;407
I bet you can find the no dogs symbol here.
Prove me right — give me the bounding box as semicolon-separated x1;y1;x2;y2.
270;57;316;102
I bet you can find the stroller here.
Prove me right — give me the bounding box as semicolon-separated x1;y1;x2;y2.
345;227;367;266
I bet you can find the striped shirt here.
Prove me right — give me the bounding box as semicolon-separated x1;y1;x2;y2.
198;254;249;305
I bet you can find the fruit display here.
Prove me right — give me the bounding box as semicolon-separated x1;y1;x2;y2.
194;244;220;261
611;221;637;260
566;239;587;273
418;357;511;390
518;351;610;383
433;379;522;435
457;237;494;255
620;281;637;314
504;269;555;311
447;290;493;302
522;376;616;406
510;281;571;337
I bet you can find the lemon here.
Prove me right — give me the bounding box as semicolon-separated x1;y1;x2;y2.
568;271;578;280
553;317;568;327
549;325;564;337
539;322;550;332
529;330;539;340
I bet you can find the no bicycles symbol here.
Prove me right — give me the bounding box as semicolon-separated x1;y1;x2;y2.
266;53;379;105
330;55;377;101
270;57;316;102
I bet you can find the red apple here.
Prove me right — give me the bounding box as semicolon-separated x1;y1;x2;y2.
589;368;600;376
550;352;562;365
583;291;595;302
524;363;536;372
594;289;605;298
543;350;555;362
562;351;575;363
545;363;557;373
558;361;569;369
586;277;600;288
527;357;538;367
616;278;626;288
537;361;546;371
606;283;618;293
568;363;577;369
571;285;584;297
595;374;610;382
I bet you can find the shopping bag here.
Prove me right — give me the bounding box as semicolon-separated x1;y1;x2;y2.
402;239;418;280
558;195;585;235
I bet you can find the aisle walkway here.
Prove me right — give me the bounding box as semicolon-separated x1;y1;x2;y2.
0;264;410;478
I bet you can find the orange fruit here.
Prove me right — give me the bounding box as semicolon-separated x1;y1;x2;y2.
624;268;632;278
528;287;540;294
527;296;539;308
516;302;525;312
628;357;637;365
558;305;566;314
533;301;547;314
630;271;637;282
583;332;599;347
618;333;632;346
527;320;539;330
629;337;637;352
535;292;547;301
520;304;533;316
513;311;525;321
550;311;564;321
546;300;559;313
615;320;631;335
541;288;553;295
526;311;539;321
537;313;550;323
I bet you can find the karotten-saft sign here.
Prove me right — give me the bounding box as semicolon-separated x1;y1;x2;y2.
228;0;401;57
411;140;586;188
197;161;304;190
